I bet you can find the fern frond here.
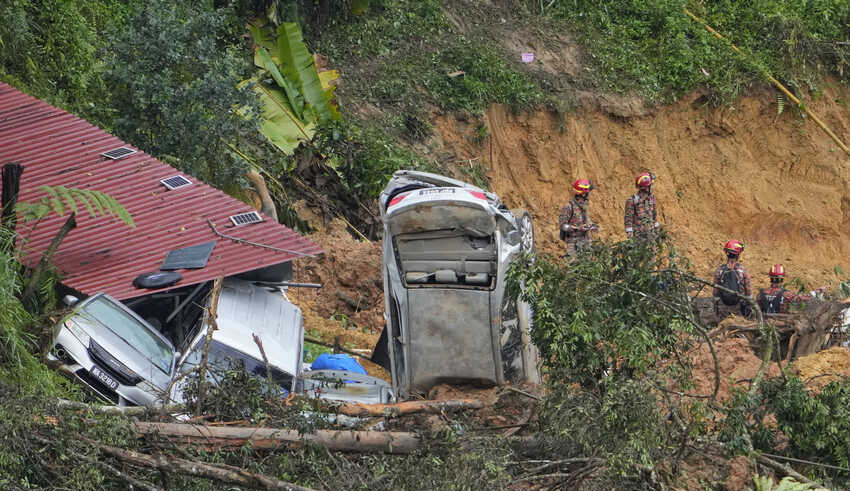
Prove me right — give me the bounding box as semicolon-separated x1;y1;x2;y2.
55;185;78;215
17;186;134;228
82;189;106;216
74;191;96;216
777;94;785;115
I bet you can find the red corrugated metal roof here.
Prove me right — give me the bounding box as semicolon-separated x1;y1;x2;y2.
0;83;323;300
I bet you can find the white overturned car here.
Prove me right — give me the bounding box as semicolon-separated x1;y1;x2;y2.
376;170;538;398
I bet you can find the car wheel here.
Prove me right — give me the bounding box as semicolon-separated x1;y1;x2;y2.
510;209;534;253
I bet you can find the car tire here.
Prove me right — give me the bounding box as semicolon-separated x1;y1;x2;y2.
510;209;534;253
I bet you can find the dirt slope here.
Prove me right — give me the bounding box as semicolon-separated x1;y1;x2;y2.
433;85;850;288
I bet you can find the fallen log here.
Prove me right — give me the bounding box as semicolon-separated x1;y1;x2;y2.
97;443;316;491
335;398;484;418
135;422;420;454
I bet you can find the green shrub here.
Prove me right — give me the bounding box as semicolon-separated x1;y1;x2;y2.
762;376;850;473
507;233;695;386
535;0;850;103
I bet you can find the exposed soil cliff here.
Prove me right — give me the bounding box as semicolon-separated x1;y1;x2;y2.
433;85;850;289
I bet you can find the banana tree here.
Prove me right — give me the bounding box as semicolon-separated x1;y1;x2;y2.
245;21;340;155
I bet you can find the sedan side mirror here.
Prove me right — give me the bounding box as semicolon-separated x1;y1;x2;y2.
62;295;79;307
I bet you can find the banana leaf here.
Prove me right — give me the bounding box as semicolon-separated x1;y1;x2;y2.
253;80;316;155
248;20;277;53
256;47;304;120
276;22;340;123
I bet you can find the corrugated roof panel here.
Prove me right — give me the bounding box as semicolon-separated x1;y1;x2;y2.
0;83;323;300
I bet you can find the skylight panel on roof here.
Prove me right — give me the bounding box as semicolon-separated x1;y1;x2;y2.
101;147;136;160
160;175;192;190
229;211;263;226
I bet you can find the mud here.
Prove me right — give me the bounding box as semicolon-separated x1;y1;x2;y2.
792;346;850;390
689;335;781;402
290;213;385;334
431;85;850;289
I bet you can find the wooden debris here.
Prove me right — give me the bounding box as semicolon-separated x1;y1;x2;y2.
134;422;420;454
98;442;317;491
335;398;484;418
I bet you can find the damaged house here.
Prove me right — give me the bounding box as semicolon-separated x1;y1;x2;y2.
0;83;391;406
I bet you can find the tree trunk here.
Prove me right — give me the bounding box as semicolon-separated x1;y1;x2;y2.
1;162;23;232
22;211;76;312
335;399;485;418
246;169;278;221
97;443;317;491
134;422;420;454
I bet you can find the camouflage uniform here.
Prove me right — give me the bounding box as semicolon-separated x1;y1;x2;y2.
559;198;595;258
756;285;813;314
712;260;752;320
624;191;659;238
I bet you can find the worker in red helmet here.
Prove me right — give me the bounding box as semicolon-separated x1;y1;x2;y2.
712;239;752;320
624;172;660;239
756;264;823;313
559;179;598;258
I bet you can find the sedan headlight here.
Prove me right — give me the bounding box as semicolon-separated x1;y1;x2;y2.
65;320;91;348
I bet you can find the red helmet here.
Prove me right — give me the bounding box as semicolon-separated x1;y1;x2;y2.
723;239;744;256
635;172;654;188
769;264;786;278
573;179;592;195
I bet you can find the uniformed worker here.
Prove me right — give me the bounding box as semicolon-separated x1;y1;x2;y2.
757;264;823;313
559;179;598;258
713;239;752;320
624;172;660;239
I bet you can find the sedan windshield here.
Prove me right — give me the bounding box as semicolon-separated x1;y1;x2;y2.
83;297;174;374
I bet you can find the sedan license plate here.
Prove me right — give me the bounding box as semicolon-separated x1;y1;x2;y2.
91;366;119;390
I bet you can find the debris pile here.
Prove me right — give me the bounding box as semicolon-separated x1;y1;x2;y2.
689;336;780;402
793;346;850;390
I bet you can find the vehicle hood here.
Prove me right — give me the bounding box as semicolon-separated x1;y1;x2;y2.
68;299;174;390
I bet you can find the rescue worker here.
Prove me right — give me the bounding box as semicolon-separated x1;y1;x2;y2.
624;172;660;239
559;179;598;258
757;264;822;313
713;239;752;320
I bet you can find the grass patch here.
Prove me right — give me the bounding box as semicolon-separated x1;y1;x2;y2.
313;0;544;115
531;0;850;104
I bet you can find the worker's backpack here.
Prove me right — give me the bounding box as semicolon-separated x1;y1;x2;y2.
718;265;742;305
758;289;785;314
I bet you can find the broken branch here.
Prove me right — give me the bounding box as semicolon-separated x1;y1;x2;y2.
334;399;484;417
134;422;420;454
97;443;317;491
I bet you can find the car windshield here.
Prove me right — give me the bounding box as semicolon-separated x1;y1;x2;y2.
183;338;293;388
83;297;174;374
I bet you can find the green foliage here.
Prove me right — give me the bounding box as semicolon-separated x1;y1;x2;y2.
760;376;850;473
540;377;671;487
312;119;432;198
418;43;544;112
105;0;257;189
0;0;127;126
507;235;701;489
246;20;340;155
507;233;695;385
750;475;827;491
534;0;850;104
0;229;33;369
16;185;135;228
314;0;543;113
